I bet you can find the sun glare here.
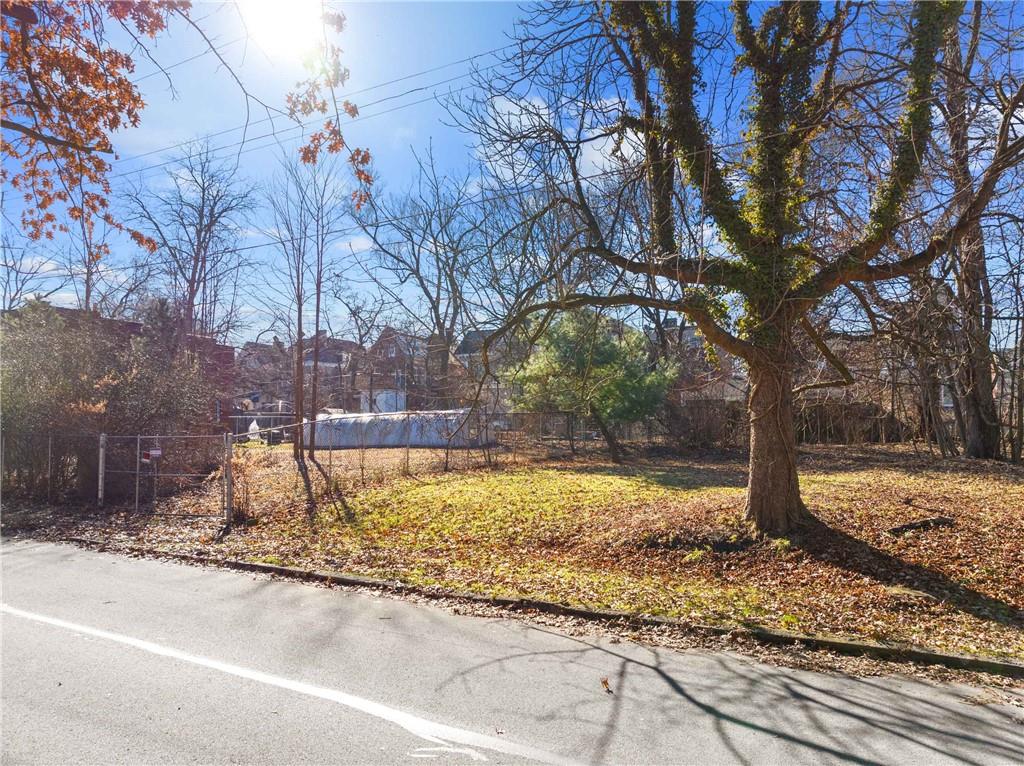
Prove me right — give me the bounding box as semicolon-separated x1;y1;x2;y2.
238;0;325;59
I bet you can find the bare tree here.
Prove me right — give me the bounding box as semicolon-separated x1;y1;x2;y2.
332;287;388;349
819;3;1024;461
263;155;346;458
264;165;309;460
59;216;156;319
299;158;347;456
125;141;255;341
0;234;65;311
938;2;1005;458
326;286;391;410
353;150;484;408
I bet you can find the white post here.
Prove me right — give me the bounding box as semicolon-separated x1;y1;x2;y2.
47;434;53;503
224;432;234;523
405;410;411;475
134;435;141;513
97;433;107;507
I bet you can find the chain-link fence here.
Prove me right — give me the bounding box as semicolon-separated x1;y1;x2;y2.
2;404;749;524
226;409;719;516
1;431;106;503
2;430;231;520
101;434;228;515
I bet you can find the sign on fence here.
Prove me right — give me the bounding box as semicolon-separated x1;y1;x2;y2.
141;447;162;464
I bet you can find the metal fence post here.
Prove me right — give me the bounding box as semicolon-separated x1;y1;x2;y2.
47;434;53;503
97;433;107;507
405;410;411;475
152;439;159;509
223;432;234;524
134;435;141;512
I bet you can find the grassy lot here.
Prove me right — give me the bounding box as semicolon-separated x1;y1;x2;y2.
8;445;1023;660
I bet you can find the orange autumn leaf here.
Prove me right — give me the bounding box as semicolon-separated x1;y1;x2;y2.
2;0;185;252
283;8;372;199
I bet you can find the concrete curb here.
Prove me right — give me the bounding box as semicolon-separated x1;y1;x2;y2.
60;536;1024;680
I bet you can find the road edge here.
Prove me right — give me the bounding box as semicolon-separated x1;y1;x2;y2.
47;534;1024;680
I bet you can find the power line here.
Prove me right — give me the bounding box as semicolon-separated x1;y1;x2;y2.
20;62;1019;303
110;74;493;182
36;153;1023;288
131;36;247;84
113;43;513;167
82;162;639;281
108;78;954;197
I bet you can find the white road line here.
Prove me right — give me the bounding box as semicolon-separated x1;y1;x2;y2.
1;603;583;766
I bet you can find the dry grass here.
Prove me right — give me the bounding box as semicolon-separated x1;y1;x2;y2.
7;444;1023;661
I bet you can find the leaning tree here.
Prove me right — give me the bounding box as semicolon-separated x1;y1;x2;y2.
462;1;1024;535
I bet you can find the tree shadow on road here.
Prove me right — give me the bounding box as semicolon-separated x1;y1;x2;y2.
437;626;1024;765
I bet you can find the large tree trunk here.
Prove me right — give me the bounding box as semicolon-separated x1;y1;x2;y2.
744;356;810;536
959;314;1001;459
948;224;999;459
916;357;958;457
590;408;622;464
945;30;1000;460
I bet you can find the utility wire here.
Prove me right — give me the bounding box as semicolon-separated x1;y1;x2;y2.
113;43;513;167
131;36;247;84
111;74;493;181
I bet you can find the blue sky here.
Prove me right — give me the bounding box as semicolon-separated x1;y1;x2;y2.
111;2;521;184
7;2;525;336
10;3;1020;348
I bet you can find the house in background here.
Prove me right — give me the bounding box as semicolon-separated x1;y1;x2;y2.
672;324;747;403
643;318;747;404
237;337;291;406
236;325;473;416
364;326;472;411
454;328;526;413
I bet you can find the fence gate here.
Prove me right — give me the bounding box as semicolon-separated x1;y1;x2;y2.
98;433;231;521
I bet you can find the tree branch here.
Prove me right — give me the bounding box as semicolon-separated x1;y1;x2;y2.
480;289;763;380
609;2;755;256
570;243;749;291
793;316;855;395
1;119;113;154
817;2;961;278
802;78;1024;300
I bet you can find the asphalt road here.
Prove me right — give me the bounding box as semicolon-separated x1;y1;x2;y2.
2;539;1022;765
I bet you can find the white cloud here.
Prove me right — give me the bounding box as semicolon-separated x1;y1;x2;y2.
488;95;554;133
333;234;374;254
21;255;63;275
48;291;79;307
578;126;643;178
